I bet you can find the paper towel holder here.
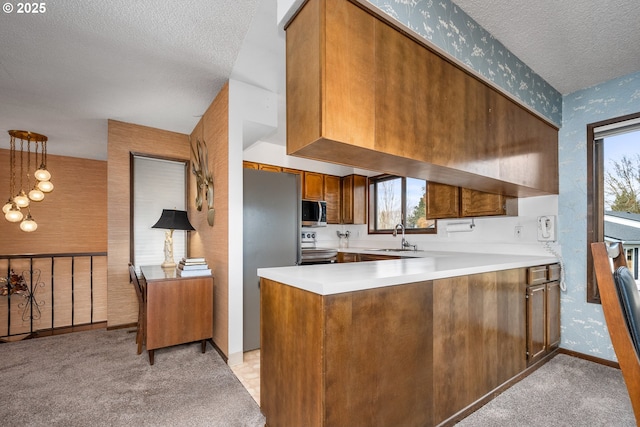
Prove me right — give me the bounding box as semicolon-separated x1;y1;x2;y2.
445;218;476;233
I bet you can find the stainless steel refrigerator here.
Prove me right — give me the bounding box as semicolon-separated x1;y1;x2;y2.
243;169;301;351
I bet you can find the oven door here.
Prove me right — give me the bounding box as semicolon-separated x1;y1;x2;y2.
300;248;337;265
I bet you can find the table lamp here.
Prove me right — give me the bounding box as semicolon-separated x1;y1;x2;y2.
152;209;195;268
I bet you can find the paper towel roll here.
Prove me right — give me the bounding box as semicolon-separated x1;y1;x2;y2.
446;223;475;233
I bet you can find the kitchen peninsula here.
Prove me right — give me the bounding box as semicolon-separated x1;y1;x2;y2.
258;251;560;427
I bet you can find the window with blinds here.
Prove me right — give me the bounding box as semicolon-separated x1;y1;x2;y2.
132;155;188;267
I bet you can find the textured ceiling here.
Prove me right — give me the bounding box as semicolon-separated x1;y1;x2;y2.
1;0;639;161
452;0;640;95
0;0;262;160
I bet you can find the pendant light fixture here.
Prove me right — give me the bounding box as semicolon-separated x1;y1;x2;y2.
3;130;53;232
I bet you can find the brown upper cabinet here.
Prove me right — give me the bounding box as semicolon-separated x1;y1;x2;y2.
341;174;367;224
427;182;517;219
303;171;324;201
285;0;558;198
243;161;259;170
259;164;282;173
460;188;513;217
324;175;341;224
243;162;366;225
427;182;460;219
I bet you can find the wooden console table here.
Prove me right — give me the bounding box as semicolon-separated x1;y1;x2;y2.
140;265;214;365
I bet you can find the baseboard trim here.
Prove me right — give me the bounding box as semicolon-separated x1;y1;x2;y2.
440;349;558;426
107;322;136;331
558;347;620;369
209;338;228;363
32;322;108;338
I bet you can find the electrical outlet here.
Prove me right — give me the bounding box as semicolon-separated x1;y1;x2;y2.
537;215;557;242
514;226;523;239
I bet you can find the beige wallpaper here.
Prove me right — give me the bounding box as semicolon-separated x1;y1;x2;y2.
107;120;190;327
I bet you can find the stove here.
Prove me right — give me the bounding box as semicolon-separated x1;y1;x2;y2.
300;231;337;264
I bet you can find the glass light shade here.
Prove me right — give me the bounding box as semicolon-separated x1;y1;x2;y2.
5;206;23;222
20;216;37;232
14;191;29;208
38;180;54;193
29;188;45;202
34;168;51;181
2;200;12;214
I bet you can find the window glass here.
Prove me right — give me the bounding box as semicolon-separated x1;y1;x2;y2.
376;177;402;230
133;156;188;267
369;175;435;233
587;113;640;302
406;178;427;229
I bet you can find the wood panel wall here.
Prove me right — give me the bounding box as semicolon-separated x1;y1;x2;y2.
107;120;190;327
0;150;107;254
188;83;230;357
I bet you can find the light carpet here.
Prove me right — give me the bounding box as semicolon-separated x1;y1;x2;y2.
0;329;265;427
457;353;636;426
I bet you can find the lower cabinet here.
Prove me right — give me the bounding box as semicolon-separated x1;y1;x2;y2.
337;252;401;262
526;264;561;365
261;268;534;427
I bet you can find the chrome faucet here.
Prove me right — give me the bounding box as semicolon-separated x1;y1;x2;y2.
393;223;417;251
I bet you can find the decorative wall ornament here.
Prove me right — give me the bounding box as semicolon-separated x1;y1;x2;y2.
191;138;214;226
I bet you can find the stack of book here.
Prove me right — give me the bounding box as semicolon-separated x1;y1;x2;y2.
176;257;212;277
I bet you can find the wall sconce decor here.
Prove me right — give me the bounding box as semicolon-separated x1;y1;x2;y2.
2;130;53;232
191;138;214;226
152;209;195;268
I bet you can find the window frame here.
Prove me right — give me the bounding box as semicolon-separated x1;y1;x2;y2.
586;112;640;303
129;152;190;267
368;174;435;235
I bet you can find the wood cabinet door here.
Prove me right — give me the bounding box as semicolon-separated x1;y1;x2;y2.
337;252;358;263
526;283;546;365
546;281;561;349
341;175;354;224
358;254;401;261
324;174;341;224
461;188;506;217
259;164;283;173
342;174;367;224
243;161;259;169
303;171;324;201
427;182;460;219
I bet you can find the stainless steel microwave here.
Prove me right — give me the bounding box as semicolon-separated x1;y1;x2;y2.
301;200;327;227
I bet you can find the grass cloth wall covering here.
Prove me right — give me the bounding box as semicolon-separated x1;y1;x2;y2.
107;120;190;327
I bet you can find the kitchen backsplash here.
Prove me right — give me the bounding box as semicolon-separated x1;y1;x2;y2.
311;194;557;257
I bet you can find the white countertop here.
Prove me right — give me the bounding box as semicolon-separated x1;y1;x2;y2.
257;250;558;295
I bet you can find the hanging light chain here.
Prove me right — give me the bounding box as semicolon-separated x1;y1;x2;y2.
9;135;16;196
5;130;49;231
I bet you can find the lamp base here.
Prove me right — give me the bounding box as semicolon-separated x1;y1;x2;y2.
161;230;176;269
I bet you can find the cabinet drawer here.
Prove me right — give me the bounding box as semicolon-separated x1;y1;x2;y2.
527;266;548;285
548;264;561;282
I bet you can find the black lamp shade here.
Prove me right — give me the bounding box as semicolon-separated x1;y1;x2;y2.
151;209;195;231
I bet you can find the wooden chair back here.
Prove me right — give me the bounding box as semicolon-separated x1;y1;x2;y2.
128;263;146;355
128;263;145;305
591;242;640;423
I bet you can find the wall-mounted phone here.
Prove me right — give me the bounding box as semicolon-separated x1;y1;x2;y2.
537;215;557;242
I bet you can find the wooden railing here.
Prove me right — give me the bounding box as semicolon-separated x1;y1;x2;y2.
0;252;108;340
